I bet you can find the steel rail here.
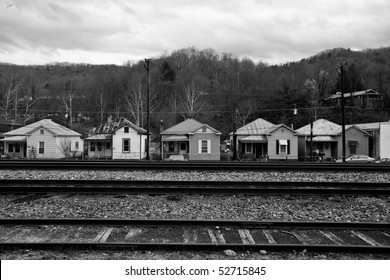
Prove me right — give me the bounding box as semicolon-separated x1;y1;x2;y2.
1;242;390;254
1;159;390;171
1;218;389;230
1;179;389;195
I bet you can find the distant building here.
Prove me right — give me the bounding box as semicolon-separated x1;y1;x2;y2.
324;89;383;108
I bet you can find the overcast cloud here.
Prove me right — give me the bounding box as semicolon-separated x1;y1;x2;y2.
1;0;389;65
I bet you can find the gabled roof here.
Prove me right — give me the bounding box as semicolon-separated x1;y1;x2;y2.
161;119;204;135
4;119;81;137
267;123;297;134
189;123;221;135
91;117;146;134
296;119;341;135
235;118;275;135
296;118;370;136
333;124;371;136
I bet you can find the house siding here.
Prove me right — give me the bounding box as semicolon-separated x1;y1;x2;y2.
380;123;390;159
337;127;369;157
55;136;84;158
27;129;57;159
268;127;298;160
112;127;146;159
189;133;220;160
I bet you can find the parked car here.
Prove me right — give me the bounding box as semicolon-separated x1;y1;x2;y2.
336;154;375;163
376;158;390;163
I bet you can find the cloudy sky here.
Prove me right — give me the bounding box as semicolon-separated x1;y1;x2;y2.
1;0;389;65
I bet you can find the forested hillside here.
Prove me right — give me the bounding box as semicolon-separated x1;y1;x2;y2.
1;47;390;138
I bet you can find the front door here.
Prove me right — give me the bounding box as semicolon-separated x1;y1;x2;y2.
179;142;187;154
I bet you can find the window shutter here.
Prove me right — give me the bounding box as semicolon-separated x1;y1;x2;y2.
207;140;211;154
276;140;279;154
198;140;202;154
287;140;290;154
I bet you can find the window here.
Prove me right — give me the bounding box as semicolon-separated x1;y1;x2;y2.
199;140;211;154
97;142;102;151
75;141;79;150
123;139;130;152
124;126;129;133
202;126;207;132
106;142;111;150
276;139;290;155
90;142;96;152
350;144;357;154
39;142;45;154
40;129;44;135
349;141;358;155
180;142;186;150
168;142;174;152
201;140;208;153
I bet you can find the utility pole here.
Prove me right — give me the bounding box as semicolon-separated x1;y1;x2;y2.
339;61;346;163
144;59;151;160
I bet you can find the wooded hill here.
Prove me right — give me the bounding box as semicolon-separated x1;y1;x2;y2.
1;46;390;138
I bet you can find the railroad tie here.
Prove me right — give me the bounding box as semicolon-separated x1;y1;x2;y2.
93;227;114;242
262;230;276;244
207;229;226;244
351;230;383;247
319;231;345;245
381;231;390;239
125;228;142;240
289;231;309;245
238;229;255;244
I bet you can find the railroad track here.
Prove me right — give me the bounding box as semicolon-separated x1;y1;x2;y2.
1;179;389;196
1;159;390;171
1;219;390;254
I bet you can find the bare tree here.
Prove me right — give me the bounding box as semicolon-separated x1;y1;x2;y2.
0;73;24;120
179;82;207;119
57;138;72;159
235;98;256;126
92;87;108;125
123;77;159;127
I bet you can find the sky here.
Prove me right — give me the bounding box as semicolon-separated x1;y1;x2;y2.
1;0;390;66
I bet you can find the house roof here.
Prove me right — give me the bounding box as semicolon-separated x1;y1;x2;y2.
296;118;370;136
91;117;146;134
296;119;341;135
326;89;382;100
354;121;390;131
161;119;204;135
235;118;275;135
84;134;111;141
4;119;81;137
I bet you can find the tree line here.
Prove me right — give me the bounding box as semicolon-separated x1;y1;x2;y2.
1;46;390;139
